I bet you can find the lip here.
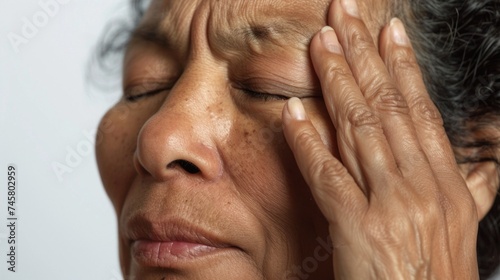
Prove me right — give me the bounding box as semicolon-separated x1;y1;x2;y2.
125;215;240;268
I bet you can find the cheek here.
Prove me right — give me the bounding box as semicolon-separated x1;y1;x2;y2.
96;101;158;214
224;117;291;211
221;105;329;239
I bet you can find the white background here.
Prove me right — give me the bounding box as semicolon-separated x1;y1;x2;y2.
1;0;126;279
1;1;500;280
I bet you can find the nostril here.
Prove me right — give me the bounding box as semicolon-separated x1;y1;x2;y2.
167;160;201;174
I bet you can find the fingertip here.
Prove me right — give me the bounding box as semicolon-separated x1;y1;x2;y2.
379;18;416;71
282;97;310;151
380;18;411;52
309;26;343;84
309;28;325;56
284;97;307;122
389;18;410;47
320;26;343;54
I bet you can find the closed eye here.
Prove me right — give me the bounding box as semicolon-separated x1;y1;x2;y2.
125;88;170;102
124;86;172;102
239;88;289;102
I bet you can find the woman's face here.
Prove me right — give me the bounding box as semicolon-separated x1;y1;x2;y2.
96;0;387;278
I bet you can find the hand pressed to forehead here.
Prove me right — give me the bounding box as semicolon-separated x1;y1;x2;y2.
283;0;499;278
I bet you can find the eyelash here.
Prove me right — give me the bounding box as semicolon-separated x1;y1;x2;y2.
124;87;171;102
240;88;289;102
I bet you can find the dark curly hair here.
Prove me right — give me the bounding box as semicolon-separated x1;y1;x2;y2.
93;0;500;278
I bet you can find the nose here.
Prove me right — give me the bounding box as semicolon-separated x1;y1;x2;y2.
133;69;225;182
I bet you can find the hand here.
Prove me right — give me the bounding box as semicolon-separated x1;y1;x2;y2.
282;0;479;278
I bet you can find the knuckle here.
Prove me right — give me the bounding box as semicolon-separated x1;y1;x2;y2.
369;85;409;115
313;158;347;183
293;129;349;188
322;61;351;85
345;25;375;57
390;49;420;74
344;105;382;129
294;129;320;153
294;128;344;181
309;160;351;204
411;97;444;126
308;156;351;203
294;129;346;183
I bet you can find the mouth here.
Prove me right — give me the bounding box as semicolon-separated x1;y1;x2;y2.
126;215;242;268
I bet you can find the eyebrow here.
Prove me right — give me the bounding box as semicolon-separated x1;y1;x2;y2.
130;23;171;49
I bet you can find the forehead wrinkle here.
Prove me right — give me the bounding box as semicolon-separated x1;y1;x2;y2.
209;0;324;54
127;0;330;61
129;0;198;53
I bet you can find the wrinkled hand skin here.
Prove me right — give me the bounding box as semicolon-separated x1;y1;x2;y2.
282;0;480;279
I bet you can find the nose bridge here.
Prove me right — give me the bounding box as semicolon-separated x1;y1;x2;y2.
135;63;227;181
160;61;231;137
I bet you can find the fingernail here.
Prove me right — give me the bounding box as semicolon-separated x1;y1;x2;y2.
287;97;306;121
342;0;360;18
390;18;409;46
320;26;343;54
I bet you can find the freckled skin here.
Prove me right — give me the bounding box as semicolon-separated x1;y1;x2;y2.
96;0;389;279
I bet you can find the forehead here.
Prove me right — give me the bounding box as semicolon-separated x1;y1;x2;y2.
136;0;330;53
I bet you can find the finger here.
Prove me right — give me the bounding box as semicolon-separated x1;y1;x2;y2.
379;19;472;199
327;0;430;174
309;27;401;197
380;19;476;227
379;18;459;170
282;97;366;220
